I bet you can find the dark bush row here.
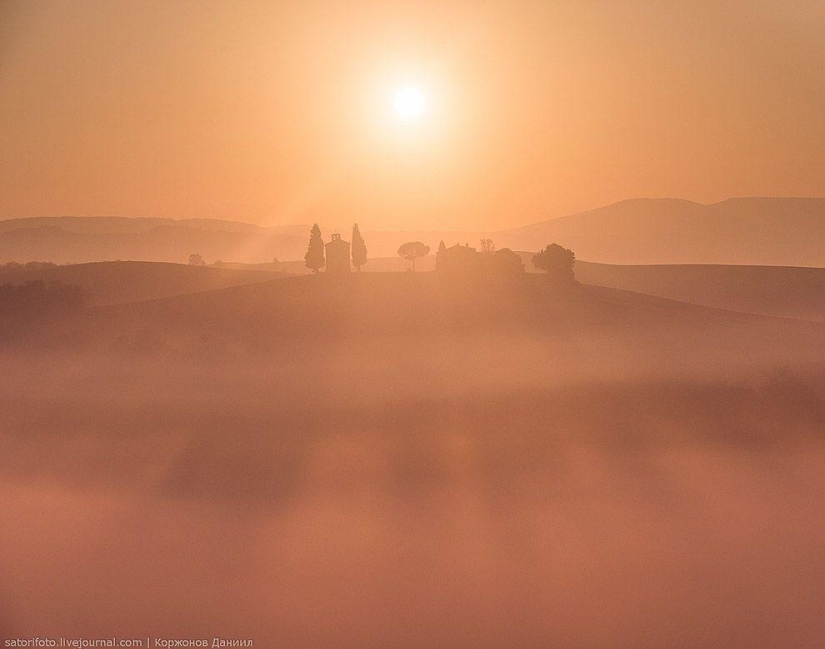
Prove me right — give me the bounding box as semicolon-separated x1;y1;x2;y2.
0;280;84;317
0;261;59;272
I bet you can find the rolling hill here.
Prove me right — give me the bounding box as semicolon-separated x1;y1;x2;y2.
0;261;288;306
16;273;820;381
574;261;825;322
496;197;825;266
5;256;822;327
1;197;823;266
280;254;825;324
0;217;308;265
334;197;825;264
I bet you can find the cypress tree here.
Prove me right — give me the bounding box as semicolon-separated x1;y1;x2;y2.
436;240;447;271
305;223;325;273
351;223;368;272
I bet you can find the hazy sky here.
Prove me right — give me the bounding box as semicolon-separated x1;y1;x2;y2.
1;0;823;230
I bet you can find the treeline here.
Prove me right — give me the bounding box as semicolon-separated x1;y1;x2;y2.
0;261;59;272
432;240;576;283
0;280;84;318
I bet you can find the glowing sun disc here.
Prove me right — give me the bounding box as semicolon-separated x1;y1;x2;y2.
393;86;425;119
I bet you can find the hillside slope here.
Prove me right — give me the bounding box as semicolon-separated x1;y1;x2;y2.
574;261;825;322
0;261;287;306
281;255;825;323
498;197;825;265
19;273;820;380
0;219;308;264
2;197;822;265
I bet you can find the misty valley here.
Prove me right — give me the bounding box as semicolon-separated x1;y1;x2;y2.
4;1;825;643
1;252;823;647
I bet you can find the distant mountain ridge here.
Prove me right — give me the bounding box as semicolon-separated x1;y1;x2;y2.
0;220;309;265
0;197;822;266
496;197;825;266
0;261;288;306
0;216;269;234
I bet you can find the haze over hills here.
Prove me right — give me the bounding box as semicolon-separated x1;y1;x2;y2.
5;257;823;323
11;273;820;378
1;197;822;266
574;262;825;323
0;217;307;265
0;216;265;235
4;267;824;648
5;1;825;644
495;197;825;266
0;261;287;306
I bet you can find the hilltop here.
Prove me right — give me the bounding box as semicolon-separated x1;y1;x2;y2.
280;252;825;322
16;273;820;381
321;197;825;265
495;197;825;266
5;257;823;326
1;197;823;266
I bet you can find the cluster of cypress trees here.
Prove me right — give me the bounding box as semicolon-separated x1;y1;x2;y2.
304;223;368;273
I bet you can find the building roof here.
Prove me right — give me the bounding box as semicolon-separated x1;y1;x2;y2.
442;243;478;255
326;235;350;247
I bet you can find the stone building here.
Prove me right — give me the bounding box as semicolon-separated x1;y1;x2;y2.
325;233;351;274
436;243;481;275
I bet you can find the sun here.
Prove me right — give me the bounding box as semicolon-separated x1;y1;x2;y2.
392;86;426;120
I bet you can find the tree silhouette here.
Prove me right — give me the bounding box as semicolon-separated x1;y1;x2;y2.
435;240;447;271
397;241;430;272
532;243;575;283
480;238;495;255
351;223;368;272
493;248;525;275
188;253;206;267
305;223;325;273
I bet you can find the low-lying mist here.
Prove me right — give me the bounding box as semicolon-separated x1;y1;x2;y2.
1;275;823;646
2;342;824;647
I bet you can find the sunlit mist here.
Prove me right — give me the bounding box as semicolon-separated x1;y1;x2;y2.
0;2;824;648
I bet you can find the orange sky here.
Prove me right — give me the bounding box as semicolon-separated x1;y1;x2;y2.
1;0;823;230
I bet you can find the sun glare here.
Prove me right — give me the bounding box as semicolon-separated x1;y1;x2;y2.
392;86;425;120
